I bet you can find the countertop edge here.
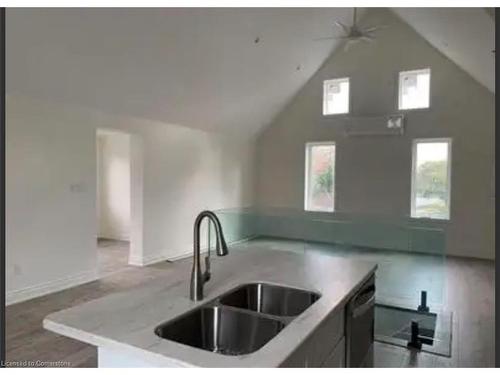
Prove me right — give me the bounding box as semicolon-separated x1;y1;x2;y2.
42;319;195;368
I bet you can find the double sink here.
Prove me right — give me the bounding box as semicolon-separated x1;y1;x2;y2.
155;283;321;356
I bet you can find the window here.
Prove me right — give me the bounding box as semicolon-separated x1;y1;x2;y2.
305;142;336;212
411;139;451;220
399;68;430;110
323;78;349;115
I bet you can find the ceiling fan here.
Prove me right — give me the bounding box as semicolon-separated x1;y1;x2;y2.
314;8;386;50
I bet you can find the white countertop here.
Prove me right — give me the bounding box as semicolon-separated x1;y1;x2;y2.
44;246;377;367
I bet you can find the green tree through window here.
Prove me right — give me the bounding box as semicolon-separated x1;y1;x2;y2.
314;164;333;200
416;160;447;199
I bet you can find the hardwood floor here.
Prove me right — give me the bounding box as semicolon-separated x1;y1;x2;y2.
6;259;176;367
5;240;495;367
97;238;130;277
373;255;495;367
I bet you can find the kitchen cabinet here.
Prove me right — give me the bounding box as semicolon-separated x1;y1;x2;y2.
281;306;345;367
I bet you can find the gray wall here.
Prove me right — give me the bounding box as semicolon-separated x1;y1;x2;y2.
255;8;495;259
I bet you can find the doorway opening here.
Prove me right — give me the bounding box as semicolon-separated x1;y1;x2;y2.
96;129;135;275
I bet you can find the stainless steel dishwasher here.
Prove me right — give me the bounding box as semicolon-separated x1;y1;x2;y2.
345;275;375;367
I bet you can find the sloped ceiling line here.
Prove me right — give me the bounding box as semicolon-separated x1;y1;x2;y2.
6;8;494;139
392;8;495;93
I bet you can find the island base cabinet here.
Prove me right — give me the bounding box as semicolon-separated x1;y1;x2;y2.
321;336;345;367
362;344;374;367
97;347;181;368
280;307;345;367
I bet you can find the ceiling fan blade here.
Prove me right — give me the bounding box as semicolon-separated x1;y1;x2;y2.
334;21;350;34
312;36;338;41
341;36;372;52
363;25;388;33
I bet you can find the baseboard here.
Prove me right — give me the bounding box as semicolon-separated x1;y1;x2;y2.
166;235;257;262
6;269;99;306
130;236;257;266
167;249;207;262
98;233;130;242
128;252;169;267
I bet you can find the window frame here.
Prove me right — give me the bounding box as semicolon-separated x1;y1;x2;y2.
398;68;431;111
322;77;350;116
304;141;336;213
410;138;452;221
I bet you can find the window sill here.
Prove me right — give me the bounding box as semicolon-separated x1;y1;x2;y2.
322;112;349;117
304;209;335;213
398;107;431;113
409;216;450;224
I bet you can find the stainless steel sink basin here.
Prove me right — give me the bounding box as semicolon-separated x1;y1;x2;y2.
154;283;321;355
154;305;285;355
218;283;320;317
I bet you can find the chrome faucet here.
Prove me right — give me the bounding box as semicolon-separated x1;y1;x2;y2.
190;211;228;301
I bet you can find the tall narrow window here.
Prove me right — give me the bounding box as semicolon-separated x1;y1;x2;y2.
305;142;336;212
323;78;349;115
399;68;430;110
411;139;451;219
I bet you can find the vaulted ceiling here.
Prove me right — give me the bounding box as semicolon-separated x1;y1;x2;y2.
393;7;495;93
6;8;494;137
7;8;356;136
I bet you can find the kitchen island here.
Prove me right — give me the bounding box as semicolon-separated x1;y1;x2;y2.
44;246;377;367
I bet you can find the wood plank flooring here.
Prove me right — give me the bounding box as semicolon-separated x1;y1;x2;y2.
97;238;131;277
5;240;495;367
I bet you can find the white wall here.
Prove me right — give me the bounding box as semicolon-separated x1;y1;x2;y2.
97;131;131;241
6;94;255;303
255;8;495;260
6;95;98;303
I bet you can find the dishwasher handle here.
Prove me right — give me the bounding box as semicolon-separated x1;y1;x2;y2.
351;284;375;318
352;294;375;318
